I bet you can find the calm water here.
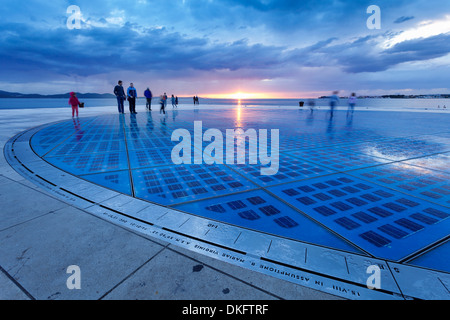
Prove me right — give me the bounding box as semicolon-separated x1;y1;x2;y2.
0;97;449;110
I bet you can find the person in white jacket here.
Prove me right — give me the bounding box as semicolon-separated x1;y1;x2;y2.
348;92;357;116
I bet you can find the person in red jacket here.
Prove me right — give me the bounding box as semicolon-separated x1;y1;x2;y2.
69;92;80;117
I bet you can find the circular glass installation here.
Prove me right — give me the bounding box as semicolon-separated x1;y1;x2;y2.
29;107;450;268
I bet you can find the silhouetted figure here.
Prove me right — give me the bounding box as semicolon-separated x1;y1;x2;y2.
163;92;168;109
144;87;152;110
172;94;176;108
114;80;126;113
127;83;137;114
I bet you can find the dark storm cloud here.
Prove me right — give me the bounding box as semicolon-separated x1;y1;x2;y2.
1;18;449;81
0;22;287;78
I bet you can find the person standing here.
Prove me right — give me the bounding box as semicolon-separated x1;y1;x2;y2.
68;92;80;117
171;94;176;108
144;87;153;110
127;83;138;114
175;96;178;107
329;91;339;118
114;80;126;113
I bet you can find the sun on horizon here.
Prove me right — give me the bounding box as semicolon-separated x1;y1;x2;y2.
201;92;294;99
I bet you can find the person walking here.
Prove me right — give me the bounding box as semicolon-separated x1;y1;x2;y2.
175;96;178;107
114;80;126;113
159;95;166;114
163;92;168;109
329;91;339;118
68;92;80;117
144;87;153;110
127;83;138;114
347;92;357;116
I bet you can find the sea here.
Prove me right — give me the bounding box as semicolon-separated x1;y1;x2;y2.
0;97;449;111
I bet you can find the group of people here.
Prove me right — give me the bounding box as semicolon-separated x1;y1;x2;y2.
113;80;179;115
68;81;185;117
193;96;200;105
69;82;358;119
302;91;357;118
328;91;357;118
113;80;138;114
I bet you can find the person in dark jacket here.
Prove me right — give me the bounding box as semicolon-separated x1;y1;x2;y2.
144;87;152;110
114;80;126;113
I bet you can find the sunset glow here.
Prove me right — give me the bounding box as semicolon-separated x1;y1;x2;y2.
202;92;283;99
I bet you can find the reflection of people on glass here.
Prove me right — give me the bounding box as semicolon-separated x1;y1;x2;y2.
329;91;339;118
129;113;140;139
146;110;154;132
72;117;84;141
307;99;315;113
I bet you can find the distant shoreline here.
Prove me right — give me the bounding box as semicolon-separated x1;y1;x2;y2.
0;90;449;100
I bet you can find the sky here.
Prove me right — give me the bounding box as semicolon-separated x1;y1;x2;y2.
1;0;450;98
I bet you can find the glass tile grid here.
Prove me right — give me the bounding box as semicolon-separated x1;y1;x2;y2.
31;118;95;156
229;153;336;187
267;173;450;261
348;163;450;206
44;139;127;157
132;163;259;205
80;170;132;195
28;110;450;271
283;147;392;172
174;189;362;254
44;151;129;175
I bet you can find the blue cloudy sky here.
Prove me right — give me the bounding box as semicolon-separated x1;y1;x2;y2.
1;0;450;98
